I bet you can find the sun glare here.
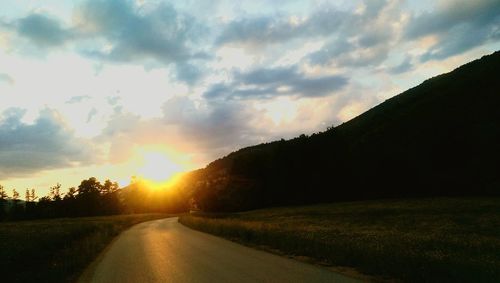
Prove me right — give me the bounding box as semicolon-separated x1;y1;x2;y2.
125;146;192;189
138;152;182;182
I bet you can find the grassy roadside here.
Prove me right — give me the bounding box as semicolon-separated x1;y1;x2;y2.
0;214;170;283
179;198;500;282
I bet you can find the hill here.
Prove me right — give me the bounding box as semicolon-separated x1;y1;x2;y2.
179;51;500;212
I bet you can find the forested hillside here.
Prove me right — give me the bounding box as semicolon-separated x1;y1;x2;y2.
180;51;500;212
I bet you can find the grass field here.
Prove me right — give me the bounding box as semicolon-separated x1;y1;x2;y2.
180;198;500;282
0;214;169;283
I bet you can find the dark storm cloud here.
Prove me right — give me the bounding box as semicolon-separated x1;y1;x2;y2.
0;108;96;178
204;67;348;100
405;0;500;61
16;13;72;47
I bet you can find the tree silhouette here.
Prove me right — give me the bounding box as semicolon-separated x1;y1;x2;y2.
0;185;7;220
64;187;76;200
12;189;19;201
76;177;104;216
11;189;23;219
25;188;37;219
30;189;37;202
0;185;7;200
101;180;122;215
25;189;31;202
50;184;62;201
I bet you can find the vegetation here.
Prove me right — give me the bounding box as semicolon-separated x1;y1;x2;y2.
180;197;500;282
120;177;189;214
3;52;499;217
0;177;188;221
0;213;169;282
177;51;500;212
1;52;499;282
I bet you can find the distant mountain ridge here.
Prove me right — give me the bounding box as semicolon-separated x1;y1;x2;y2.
180;51;500;212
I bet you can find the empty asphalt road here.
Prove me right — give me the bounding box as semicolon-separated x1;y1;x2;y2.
79;217;359;283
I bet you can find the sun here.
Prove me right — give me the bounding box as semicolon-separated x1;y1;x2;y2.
126;146;192;189
138;152;182;183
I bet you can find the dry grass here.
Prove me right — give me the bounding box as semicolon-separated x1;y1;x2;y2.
180;198;500;282
0;214;170;282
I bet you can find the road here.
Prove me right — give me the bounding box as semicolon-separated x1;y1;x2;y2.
79;217;360;283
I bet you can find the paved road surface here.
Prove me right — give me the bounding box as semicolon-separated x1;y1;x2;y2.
79;217;359;283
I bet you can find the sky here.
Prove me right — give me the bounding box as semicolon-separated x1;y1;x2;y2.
0;0;499;197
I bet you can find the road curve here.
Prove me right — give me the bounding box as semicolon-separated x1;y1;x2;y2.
79;217;359;283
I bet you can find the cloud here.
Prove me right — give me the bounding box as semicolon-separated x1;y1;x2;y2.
16;13;72;47
307;0;404;68
95;96;264;165
87;108;98;123
5;0;209;85
216;16;308;47
66;95;91;104
406;0;500;39
389;57;414;74
0;108;97;178
405;0;500;61
2;0;499;178
161;97;265;159
216;7;348;48
204;66;348;100
216;1;401;69
106;96;121;106
307;39;353;66
420;24;499;61
175;62;205;85
0;73;14;85
78;0;189;62
76;0;208;84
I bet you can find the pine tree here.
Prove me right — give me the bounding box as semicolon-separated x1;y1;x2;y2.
0;185;7;200
25;189;31;202
12;189;19;201
50;184;62;201
0;185;7;220
31;189;37;202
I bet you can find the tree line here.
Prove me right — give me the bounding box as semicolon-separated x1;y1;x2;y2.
0;176;189;221
0;177;121;221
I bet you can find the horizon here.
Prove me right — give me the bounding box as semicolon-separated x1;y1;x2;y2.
1;0;500;198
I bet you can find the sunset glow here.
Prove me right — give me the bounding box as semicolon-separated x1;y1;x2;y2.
138;152;181;182
0;2;498;282
0;0;498;197
135;150;186;188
